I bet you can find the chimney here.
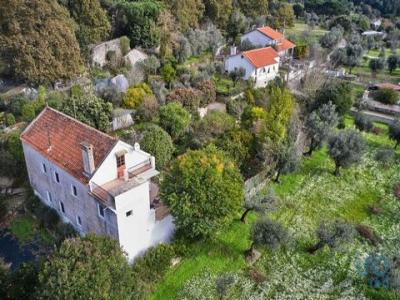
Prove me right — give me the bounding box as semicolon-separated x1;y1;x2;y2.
80;142;95;177
230;46;237;56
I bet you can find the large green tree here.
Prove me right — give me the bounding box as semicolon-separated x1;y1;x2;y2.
161;145;244;238
237;0;268;18
0;0;82;84
68;0;111;55
203;0;233;29
62;92;113;132
140;124;174;169
114;1;162;48
314;81;353;116
159;102;190;140
264;87;294;144
328;129;364;176
166;0;204;32
36;235;136;300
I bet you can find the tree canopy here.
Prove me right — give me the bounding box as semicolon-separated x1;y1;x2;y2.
0;0;82;84
328;129;364;176
160;145;244;238
36;235;136;300
67;0;111;55
140;124;174;169
62;92;113;132
264;87;294;144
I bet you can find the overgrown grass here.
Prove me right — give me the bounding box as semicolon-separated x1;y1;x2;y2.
348;47;400;83
9;215;36;243
286;21;328;42
151;118;400;299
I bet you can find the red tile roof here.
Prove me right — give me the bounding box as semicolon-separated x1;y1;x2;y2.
275;39;296;52
243;47;279;68
257;26;285;41
257;26;296;52
21;107;117;183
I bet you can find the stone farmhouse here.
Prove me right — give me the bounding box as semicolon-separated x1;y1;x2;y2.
240;26;296;58
20;107;174;260
224;47;280;88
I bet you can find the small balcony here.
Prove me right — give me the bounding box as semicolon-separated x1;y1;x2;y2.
90;158;159;209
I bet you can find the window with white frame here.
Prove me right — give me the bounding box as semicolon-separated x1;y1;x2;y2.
46;191;52;202
71;185;77;197
98;203;105;219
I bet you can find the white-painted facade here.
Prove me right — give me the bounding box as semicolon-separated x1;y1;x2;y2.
224;54;280;88
22;128;174;261
241;31;275;48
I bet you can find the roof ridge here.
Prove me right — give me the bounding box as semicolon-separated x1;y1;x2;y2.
44;106;117;141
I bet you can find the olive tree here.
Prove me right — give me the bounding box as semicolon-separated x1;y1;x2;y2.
241;189;278;223
304;102;339;156
250;218;289;252
389;119;400;149
308;220;355;254
328;130;364;176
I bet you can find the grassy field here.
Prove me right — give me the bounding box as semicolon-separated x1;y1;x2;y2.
150;117;400;299
349;48;400;83
286;21;328;42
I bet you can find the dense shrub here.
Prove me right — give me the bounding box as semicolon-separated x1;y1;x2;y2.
195;80;216;106
4;113;16;126
374;148;395;165
166;87;202;112
193;111;236;146
373;88;399;105
122;83;153;109
132;243;177;298
140;125;174;169
308;220;355;253
119;36;130;56
159;102;191;140
0;149;18;178
34;204;60;230
354;113;373;132
134;96;158;123
251;218;289;251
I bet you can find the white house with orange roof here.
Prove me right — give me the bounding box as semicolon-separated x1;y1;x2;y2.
20;107;174;260
240;26;296;58
224;47;280;88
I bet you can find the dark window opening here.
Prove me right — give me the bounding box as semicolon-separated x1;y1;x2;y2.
77;216;82;226
60;202;65;214
72;185;77;196
98;203;105;218
116;155;125;168
55;172;60;183
126;210;133;217
42;163;47;173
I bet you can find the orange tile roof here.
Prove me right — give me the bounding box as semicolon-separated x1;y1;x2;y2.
275;39;296;52
21;107;117;183
257;26;285;40
257;26;296;52
243;47;279;68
